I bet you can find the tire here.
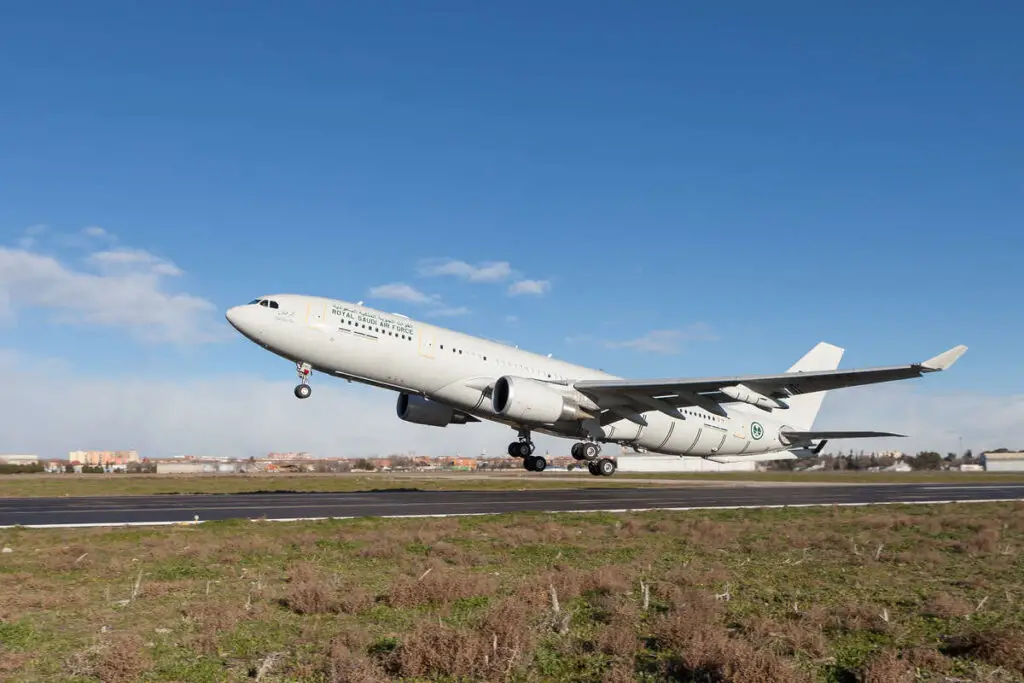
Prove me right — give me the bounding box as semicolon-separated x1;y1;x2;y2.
597;458;616;476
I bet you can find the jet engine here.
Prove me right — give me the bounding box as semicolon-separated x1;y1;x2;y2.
491;376;596;424
396;394;474;427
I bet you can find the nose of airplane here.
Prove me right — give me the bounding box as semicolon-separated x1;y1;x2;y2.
225;306;243;329
225;305;262;339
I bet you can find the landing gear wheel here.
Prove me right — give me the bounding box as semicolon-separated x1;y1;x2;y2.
596;458;616;477
294;362;312;399
524;455;547;472
572;442;600;460
588;461;601;476
508;442;521;457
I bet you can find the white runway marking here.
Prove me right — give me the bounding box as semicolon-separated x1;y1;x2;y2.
3;496;1021;529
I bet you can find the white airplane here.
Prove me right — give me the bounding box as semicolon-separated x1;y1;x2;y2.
225;295;967;477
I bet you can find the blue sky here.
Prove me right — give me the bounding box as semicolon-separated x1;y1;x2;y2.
1;2;1021;457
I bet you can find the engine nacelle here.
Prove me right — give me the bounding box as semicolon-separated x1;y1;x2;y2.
396;393;468;427
492;376;593;424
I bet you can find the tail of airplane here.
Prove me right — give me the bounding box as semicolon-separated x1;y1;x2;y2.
782;342;844;430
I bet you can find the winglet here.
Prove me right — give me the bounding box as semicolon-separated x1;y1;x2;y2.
921;344;968;371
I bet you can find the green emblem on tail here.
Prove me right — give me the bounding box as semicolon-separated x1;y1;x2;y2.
750;422;764;440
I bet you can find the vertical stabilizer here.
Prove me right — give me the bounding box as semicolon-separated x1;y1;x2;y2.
782;342;844;430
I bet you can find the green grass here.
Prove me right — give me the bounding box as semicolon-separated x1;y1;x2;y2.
1;502;1023;681
1;469;1021;499
0;472;646;498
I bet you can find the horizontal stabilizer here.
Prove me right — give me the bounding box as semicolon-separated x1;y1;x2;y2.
782;430;904;440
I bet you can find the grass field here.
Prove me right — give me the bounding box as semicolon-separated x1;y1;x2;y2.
1;470;1023;499
2;503;1023;682
0;472;650;498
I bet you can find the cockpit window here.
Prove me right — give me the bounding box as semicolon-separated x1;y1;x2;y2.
268;301;279;309
248;299;261;305
259;300;269;307
249;298;279;309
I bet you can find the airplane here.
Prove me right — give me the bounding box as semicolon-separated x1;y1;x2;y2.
225;294;967;477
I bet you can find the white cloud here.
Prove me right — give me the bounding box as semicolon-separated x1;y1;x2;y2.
605;325;718;354
82;226;113;240
424;306;471;318
814;383;1024;456
0;238;224;344
16;224;48;249
508;279;551;296
567;324;718;355
418;259;513;283
367;283;439;304
87;247;184;277
367;282;470;318
0;348;569;460
0;348;1016;461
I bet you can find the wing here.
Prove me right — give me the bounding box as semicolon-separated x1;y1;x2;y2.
573;344;967;422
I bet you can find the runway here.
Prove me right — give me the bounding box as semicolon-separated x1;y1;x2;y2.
2;482;1023;528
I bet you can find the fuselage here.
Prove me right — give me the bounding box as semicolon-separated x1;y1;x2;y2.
226;294;795;459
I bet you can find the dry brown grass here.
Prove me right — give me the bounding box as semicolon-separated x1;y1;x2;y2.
279;561;374;615
922;590;976;618
62;634;151;683
944;627;1024;675
384;565;498;608
324;636;386;683
859;648;916;683
4;502;1024;682
383;597;537;680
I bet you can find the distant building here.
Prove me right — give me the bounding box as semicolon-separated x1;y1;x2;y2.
448;458;477;470
156;461;217;474
268;451;312;461
0;454;39;466
982;452;1024;472
69;450;140;467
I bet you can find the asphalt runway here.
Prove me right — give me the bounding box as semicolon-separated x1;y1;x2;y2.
2;482;1023;528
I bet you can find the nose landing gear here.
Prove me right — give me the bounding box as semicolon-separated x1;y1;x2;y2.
294;362;312;399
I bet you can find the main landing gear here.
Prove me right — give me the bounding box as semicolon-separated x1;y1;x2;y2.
571;441;616;477
294;362;312;399
588;457;617;477
508;428;546;472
